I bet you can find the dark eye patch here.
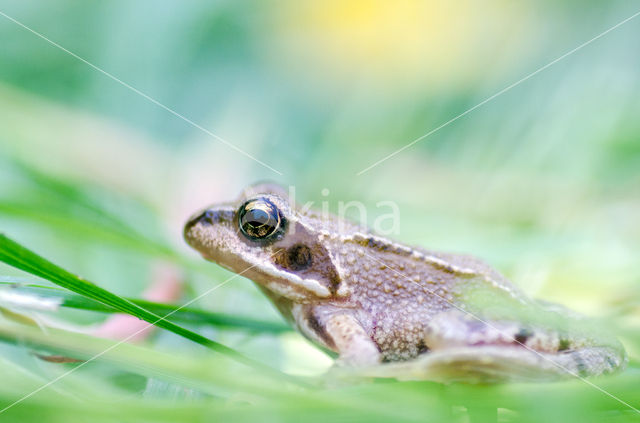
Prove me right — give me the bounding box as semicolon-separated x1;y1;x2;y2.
286;244;312;270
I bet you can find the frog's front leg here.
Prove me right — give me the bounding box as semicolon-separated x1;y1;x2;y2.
325;314;381;366
294;306;380;366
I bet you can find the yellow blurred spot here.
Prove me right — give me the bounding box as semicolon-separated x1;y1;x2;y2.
269;1;533;94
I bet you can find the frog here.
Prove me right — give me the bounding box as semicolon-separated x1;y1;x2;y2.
183;182;626;382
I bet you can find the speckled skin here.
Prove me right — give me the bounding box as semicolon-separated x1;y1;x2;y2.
184;183;626;382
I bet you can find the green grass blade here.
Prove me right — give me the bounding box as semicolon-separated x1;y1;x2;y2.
0;234;300;384
0;282;291;333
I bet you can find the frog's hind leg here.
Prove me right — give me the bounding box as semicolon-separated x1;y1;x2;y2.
357;309;626;382
357;345;624;383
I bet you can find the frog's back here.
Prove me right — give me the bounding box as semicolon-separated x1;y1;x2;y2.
331;233;626;378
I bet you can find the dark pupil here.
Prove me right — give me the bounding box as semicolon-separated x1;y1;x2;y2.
245;209;270;228
240;201;279;239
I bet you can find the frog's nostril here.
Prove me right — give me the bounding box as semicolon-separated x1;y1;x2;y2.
197;210;215;225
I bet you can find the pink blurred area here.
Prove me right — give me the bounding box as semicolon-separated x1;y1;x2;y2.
91;262;183;342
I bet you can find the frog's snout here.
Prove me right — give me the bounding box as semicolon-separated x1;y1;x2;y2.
183;210;209;243
183;207;236;245
184;209;210;234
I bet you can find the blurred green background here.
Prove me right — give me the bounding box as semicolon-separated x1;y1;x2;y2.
0;1;639;422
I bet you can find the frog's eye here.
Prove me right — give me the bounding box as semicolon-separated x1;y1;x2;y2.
238;198;283;241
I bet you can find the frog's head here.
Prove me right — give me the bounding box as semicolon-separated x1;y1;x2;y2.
184;183;346;302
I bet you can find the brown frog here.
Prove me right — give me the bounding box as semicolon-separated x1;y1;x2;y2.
184;183;625;382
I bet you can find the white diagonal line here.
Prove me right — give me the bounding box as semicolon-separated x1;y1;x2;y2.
0;10;283;176
357;9;640;176
0;251;282;414
362;251;639;414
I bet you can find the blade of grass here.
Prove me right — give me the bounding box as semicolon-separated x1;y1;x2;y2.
0;200;214;272
0;282;291;333
0;319;298;396
1;159;187;262
0;234;303;385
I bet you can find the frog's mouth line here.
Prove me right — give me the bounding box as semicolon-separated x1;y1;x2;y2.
238;256;334;300
198;247;332;301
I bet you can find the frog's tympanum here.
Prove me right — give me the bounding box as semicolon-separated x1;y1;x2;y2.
184;183;626;382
